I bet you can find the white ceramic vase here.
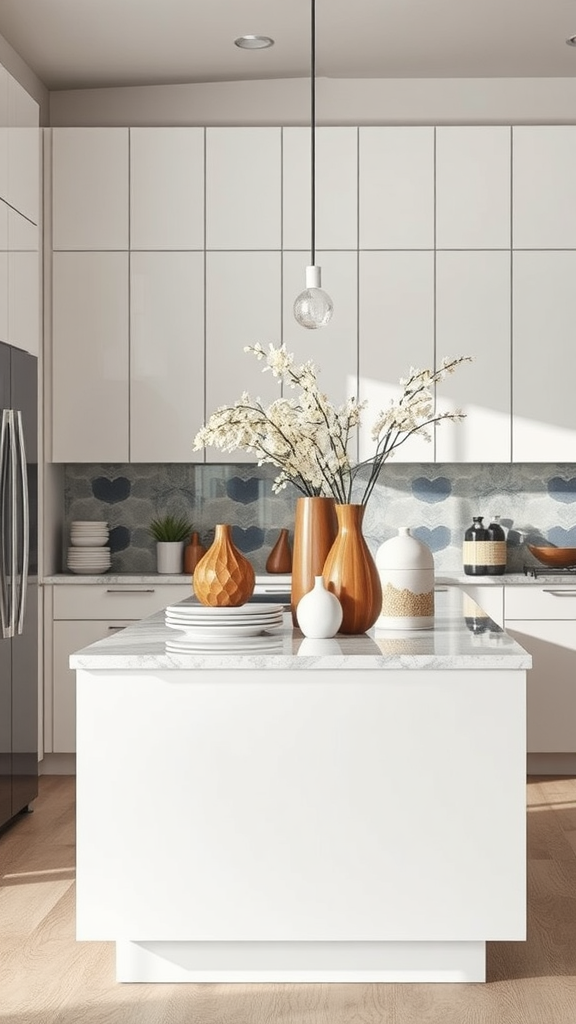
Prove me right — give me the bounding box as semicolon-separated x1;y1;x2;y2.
156;541;184;574
376;527;435;630
296;575;343;639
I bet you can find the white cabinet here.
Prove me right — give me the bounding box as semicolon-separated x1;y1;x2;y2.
52;252;129;462
7;75;40;225
282;250;358;410
512;251;576;461
130;128;204;250
505;586;576;754
359;127;434;250
358;251;435;463
435;251;510;462
205;251;281;462
513;126;576;249
206;128;281;250
51;583;191;753
0;68;7;205
130;251;204;462
436;127;510;250
52;128;129;250
283;128;357;250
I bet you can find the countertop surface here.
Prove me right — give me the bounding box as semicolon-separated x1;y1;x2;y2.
70;588;532;672
45;571;576;587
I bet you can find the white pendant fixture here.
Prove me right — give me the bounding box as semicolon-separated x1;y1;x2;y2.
293;0;333;330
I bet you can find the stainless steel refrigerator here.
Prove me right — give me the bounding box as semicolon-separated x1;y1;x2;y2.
0;341;38;830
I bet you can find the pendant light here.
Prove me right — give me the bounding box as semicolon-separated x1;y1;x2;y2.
293;0;333;329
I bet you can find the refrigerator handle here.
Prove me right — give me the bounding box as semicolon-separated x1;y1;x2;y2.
0;409;10;638
8;410;17;639
16;411;29;635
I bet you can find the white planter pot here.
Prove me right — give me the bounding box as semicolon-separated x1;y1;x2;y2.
296;575;343;639
156;541;184;574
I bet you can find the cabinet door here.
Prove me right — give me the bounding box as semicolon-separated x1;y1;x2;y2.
130;128;204;250
205;251;281;462
513;251;576;461
436;127;510;250
283;128;357;250
205;128;281;250
359;127;434;250
53;619;134;752
52;128;129;250
358;251;435;463
435;251;510;462
7;75;39;224
0;202;7;343
282;250;358;410
52;252;129;462
513;127;576;249
0;68;8;205
130;251;204;462
8;250;40;356
506;620;576;753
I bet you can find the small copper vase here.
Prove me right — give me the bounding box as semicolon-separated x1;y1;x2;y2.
266;528;292;574
291;496;338;624
322;504;382;634
193;524;255;607
184;531;206;576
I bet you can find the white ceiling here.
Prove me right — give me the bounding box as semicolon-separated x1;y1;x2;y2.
0;0;575;92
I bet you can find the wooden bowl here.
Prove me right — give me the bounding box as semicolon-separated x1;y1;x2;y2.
527;545;576;568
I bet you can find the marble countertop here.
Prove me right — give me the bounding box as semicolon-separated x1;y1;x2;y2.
69;588;532;672
45;571;576;587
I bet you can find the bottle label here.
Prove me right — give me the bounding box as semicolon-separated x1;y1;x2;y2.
462;540;506;566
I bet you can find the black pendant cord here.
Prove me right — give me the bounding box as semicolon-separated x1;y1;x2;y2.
310;0;316;267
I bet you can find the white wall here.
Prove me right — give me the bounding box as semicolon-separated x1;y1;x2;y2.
50;76;576;128
0;30;48;123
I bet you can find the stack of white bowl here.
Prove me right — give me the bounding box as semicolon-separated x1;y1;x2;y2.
67;521;111;574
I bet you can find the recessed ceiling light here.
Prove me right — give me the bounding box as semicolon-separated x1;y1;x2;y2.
234;35;274;50
566;35;576;46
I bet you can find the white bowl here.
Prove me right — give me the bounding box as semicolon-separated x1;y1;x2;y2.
69;536;109;547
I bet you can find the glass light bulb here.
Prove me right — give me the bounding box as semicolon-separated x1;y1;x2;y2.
293;265;334;330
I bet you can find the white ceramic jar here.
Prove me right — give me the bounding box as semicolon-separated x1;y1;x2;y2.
296;576;343;639
375;527;435;629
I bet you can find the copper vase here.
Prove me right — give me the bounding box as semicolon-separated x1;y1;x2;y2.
266;528;292;574
193;524;255;607
322;504;382;634
183;531;206;576
291;496;338;624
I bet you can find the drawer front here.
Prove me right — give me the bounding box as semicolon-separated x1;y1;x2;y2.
505;585;576;620
53;583;192;620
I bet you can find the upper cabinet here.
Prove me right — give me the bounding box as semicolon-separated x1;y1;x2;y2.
8;76;40;225
283;128;357;250
513;127;576;249
130;128;204;250
436;127;511;249
205;128;281;250
359;127;434;249
52;128;129;250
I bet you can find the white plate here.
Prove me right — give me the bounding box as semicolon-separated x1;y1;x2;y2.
165;601;284;618
165;621;282;638
165;635;284;653
68;566;111;575
71;521;108;526
165;610;282;624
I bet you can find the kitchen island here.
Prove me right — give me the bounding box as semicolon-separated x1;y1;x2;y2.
71;589;531;984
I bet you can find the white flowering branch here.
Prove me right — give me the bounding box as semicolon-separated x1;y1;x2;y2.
193;345;471;506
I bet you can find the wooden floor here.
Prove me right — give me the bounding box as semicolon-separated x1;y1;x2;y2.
1;775;576;1023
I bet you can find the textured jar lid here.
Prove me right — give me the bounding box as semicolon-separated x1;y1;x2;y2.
376;527;434;570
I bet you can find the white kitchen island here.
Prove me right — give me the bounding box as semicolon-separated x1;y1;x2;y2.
71;589;531;984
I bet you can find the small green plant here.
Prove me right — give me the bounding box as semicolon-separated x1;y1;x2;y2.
149;514;194;543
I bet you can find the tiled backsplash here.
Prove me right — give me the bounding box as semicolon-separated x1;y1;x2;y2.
63;463;576;575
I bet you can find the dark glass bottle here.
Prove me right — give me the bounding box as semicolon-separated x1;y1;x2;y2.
463;516;488;576
485;516;507;576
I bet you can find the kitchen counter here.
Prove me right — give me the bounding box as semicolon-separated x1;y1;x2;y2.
47;570;576;586
73;587;529;985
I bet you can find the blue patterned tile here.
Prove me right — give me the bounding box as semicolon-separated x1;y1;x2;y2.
232;526;265;553
411;477;452;503
226;477;260;504
412;526;451;552
92;476;131;504
547;477;576;503
548;526;576;547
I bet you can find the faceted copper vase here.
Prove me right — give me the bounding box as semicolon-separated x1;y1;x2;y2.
322;503;382;634
290;497;338;625
192;524;255;607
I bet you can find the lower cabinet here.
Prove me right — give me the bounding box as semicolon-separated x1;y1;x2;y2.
50;583;191;753
505;586;576;754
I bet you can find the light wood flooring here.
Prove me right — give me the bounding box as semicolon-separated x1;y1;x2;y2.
1;774;576;1023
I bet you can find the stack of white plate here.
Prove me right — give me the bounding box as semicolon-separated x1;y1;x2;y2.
164;601;284;651
67;521;111;574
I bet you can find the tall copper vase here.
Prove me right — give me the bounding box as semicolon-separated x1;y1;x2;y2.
322;503;382;634
193;524;255;607
291;497;338;624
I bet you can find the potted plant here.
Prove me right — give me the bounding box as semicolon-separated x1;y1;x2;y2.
149;514;194;574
